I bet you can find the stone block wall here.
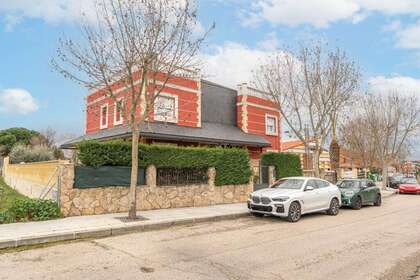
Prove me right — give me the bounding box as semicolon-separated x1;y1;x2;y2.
59;164;253;217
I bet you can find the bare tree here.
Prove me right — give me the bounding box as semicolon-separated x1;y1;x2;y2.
361;93;419;187
52;0;212;219
253;43;360;176
341;92;420;186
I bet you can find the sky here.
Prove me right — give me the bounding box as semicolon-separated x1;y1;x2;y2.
0;0;419;158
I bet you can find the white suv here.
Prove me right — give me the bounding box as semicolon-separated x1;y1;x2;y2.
248;177;341;222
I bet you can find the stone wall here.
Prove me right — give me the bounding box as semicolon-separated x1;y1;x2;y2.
59;164;253;217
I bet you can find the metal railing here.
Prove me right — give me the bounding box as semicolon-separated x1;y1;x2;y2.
156;167;208;186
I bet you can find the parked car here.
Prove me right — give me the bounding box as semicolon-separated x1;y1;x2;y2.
247;177;341;223
337;179;382;209
398;177;420;194
387;174;404;189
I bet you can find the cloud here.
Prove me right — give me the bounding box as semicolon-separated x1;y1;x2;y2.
0;88;39;115
0;0;99;30
394;21;420;49
242;0;420;28
367;75;420;95
201;41;276;88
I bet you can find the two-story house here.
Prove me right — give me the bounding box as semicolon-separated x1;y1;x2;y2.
62;74;282;170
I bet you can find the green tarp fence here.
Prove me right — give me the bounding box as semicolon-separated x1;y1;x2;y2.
74;166;146;189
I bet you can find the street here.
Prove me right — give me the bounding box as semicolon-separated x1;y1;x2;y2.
1;194;419;280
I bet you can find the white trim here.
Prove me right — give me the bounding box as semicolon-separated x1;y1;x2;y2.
265;114;278;136
154;92;178;123
86;80;199;106
100;104;109;129
113;98;124;126
236;101;280;112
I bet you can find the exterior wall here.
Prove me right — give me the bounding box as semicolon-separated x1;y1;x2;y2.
59;164;253;217
85;73;201;134
237;84;281;151
2;157;67;200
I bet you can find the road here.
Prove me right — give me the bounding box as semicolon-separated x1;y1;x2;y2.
1;194;420;280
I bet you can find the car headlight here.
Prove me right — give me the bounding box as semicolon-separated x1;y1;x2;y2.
344;191;354;196
272;196;289;202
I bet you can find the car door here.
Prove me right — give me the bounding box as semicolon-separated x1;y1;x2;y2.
301;179;321;213
360;180;373;203
315;179;332;209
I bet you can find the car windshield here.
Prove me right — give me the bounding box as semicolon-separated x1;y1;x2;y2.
271;179;304;190
338;180;359;189
402;178;418;184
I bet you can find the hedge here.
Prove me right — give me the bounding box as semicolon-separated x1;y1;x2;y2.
77;140;252;186
261;152;303;179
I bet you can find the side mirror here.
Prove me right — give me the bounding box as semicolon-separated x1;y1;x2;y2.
305;186;314;191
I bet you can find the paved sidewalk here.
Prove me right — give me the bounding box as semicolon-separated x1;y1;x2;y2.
0;203;248;250
0;189;397;250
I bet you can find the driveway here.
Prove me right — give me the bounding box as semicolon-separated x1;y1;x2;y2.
1;195;419;280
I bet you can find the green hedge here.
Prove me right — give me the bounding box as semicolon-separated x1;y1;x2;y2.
261;152;303;179
78;140;252;186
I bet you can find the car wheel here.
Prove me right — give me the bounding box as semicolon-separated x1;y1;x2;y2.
352;196;362;210
251;212;264;217
373;194;382;206
327;198;340;216
287;202;301;223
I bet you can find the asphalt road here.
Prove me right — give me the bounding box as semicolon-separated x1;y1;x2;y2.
1;194;420;280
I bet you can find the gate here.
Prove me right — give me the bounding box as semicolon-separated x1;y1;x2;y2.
254;165;271;191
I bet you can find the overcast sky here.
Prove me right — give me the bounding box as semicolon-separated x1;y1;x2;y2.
0;0;419;158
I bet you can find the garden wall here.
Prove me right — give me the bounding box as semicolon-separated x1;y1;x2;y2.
59;163;253;217
2;157;68;200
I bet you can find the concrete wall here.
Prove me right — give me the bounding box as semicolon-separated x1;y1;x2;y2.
59;164;253;217
2;157;67;200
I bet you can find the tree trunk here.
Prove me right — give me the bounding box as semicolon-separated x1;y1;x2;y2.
381;161;388;190
313;148;321;177
128;125;140;219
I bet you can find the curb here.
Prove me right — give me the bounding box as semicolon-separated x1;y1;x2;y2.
0;211;249;250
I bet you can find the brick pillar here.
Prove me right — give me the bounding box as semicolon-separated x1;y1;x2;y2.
146;165;156;188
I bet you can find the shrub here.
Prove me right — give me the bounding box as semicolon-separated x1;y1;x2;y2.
9;144;54;164
261;152;303;179
77;140;252;186
9;198;61;222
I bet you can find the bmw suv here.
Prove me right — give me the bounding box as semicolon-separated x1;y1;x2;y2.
248;177;341;222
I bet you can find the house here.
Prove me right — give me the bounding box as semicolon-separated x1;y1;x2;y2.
62;74;282;172
281;139;367;178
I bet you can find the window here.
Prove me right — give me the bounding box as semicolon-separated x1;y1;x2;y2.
100;104;108;129
114;99;124;125
154;94;178;123
306;179;319;189
316;180;330;188
265;114;278;136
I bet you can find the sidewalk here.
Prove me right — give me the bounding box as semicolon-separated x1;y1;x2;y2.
0;189;397;250
0;203;248;250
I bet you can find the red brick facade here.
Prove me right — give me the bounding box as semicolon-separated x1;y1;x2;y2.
84;76;281;159
85;73;201;134
236;84;281;152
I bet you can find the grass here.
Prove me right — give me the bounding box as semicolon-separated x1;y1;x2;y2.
0;177;25;212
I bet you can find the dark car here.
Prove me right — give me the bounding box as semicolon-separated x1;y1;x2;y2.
338;179;382;209
387;174;404;189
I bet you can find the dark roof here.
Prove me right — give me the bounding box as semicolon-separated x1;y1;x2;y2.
201;80;237;126
61;122;270;149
